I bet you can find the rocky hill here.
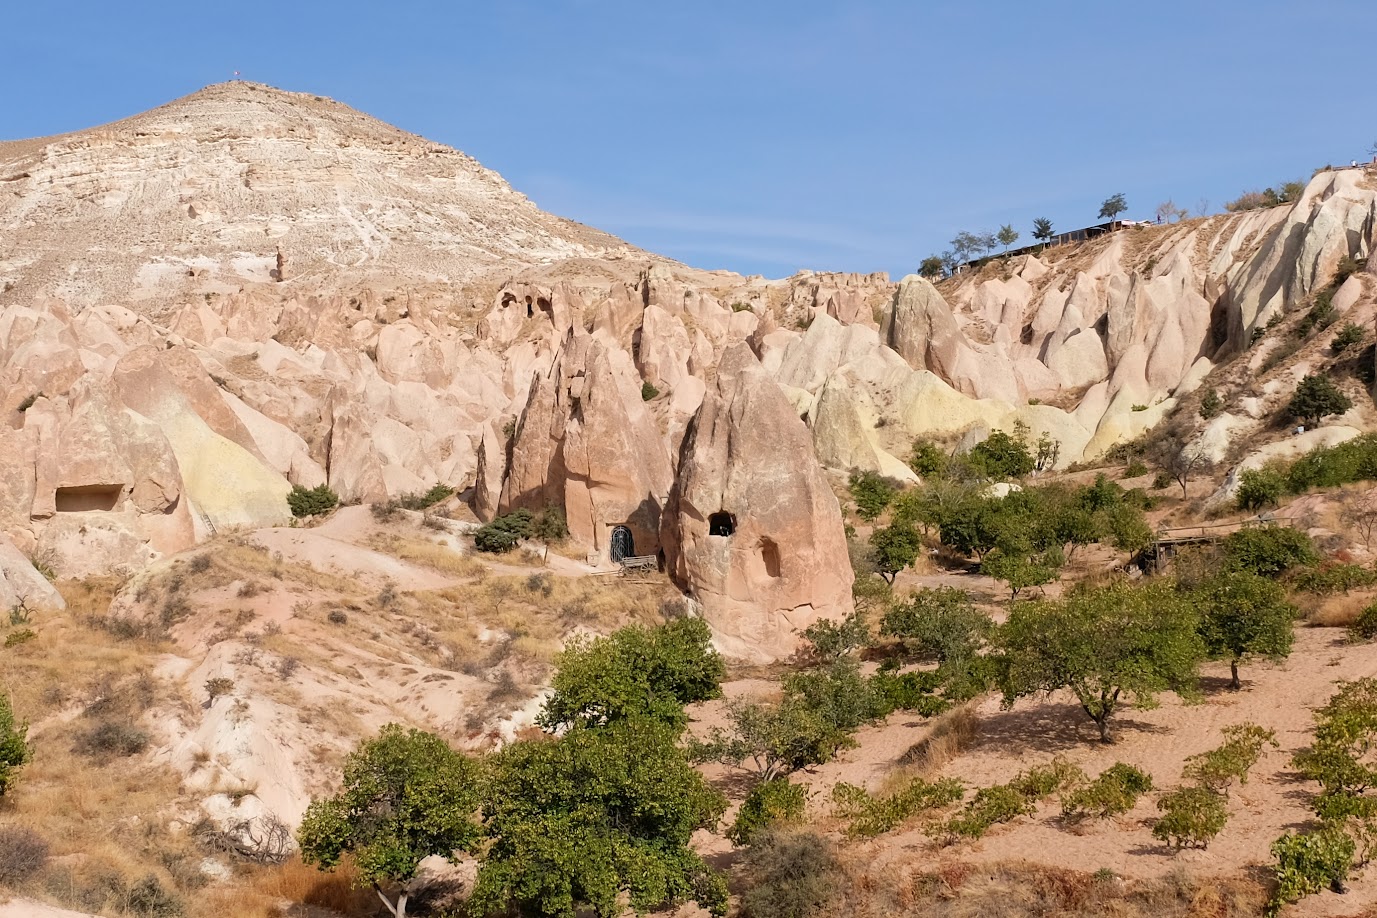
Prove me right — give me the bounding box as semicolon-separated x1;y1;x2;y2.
0;81;650;314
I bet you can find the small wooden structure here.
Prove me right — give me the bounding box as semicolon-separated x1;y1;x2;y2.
619;554;657;576
1150;515;1280;570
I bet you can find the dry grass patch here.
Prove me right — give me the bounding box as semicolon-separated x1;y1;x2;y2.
840;860;1266;918
895;703;979;778
366;532;486;577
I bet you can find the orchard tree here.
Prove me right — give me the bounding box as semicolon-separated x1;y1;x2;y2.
1032;217;1055;247
1289;374;1353;427
880;587;992;663
981;547;1060;600
539;617;724;731
1192;570;1296;689
1099;193;1128;222
997;224;1019;252
869;521;922;584
997;580;1204;742
298;725;484;918
473;718;729;918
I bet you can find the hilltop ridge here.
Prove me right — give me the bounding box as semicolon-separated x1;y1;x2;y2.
0;81;655;313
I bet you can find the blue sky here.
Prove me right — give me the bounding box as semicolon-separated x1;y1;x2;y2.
5;1;1375;279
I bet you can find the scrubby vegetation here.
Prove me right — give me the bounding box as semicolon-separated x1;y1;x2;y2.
474;506;569;552
286;483;339;518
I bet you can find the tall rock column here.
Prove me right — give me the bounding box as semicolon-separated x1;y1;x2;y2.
661;344;854;662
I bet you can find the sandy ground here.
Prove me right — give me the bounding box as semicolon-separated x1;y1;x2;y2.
690;619;1377;916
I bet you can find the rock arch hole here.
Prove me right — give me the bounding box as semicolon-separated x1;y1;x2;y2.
55;484;122;512
759;537;781;578
610;525;635;563
708;511;736;537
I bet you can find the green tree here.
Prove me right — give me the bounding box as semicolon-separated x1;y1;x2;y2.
869;521;922;584
1032;217;1055;247
847;470;900;521
1193;571;1295;689
880;587;991;663
907;439;949;479
1289;374;1354;427
981;547;1060;599
997;224;1019;252
298;725;484;918
1221;526;1319;578
1236;467;1285;511
690;696;853;781
919;255;945;279
1098;193;1128;221
997;580;1204;742
967;428;1035;480
473;719;728;918
539;618;724;731
799;613;870;664
0;693;31;798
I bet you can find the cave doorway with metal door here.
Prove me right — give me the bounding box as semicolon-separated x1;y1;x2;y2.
610;525;635;563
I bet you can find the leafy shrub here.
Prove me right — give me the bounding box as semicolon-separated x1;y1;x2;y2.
1270;827;1354;913
739;830;844;918
0;823;49;883
1183;724;1277;794
867;668;948;716
1351;603;1377;642
286;484;339;518
848;470;900;521
1333;322;1365;353
730;778;807;846
0;695;30;796
1153;786;1228;849
1292;678;1377;795
1009;758;1086;800
474;509;534;553
1199;387;1224;420
880;587;991;663
1236;467;1286;511
74;720;150;759
1061;763;1154;821
4;629;36;648
936;783;1034;841
1125;459;1149;477
831;776;963;837
1296;293;1337;338
1131;403;1149;412
800;613;870;663
1291;563;1377;596
641;381;660;401
327;609;348;625
908;440;949;479
1222;526;1319;578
